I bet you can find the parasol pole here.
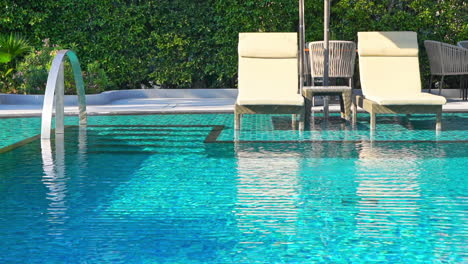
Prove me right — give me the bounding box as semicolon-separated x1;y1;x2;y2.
323;0;330;117
299;0;305;94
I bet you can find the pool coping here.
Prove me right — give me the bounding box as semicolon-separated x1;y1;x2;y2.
0;88;467;118
1;107;467;119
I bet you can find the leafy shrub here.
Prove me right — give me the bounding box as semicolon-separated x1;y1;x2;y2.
1;0;466;90
83;61;114;94
14;39;52;94
15;39;113;94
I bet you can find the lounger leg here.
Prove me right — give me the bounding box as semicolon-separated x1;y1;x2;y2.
298;113;304;131
459;75;468;100
352;97;357;125
304;96;312;129
370;112;376;130
459;76;462;99
428;75;433;94
324;96;329;119
463;75;467;100
439;76;444;95
235;113;241;130
342;90;352;121
464;76;468;100
292;114;297;130
339;95;345;118
436;111;442;131
461;76;466;100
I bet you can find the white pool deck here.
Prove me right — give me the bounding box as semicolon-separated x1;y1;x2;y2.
0;88;467;117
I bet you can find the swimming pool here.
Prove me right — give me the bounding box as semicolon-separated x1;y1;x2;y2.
0;114;467;263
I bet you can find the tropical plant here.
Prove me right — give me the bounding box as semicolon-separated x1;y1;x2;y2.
0;33;31;64
0;33;31;93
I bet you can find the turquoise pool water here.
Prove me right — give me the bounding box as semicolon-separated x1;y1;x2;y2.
0;114;467;263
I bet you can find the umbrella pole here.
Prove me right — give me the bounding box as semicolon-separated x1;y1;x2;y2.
323;0;330;118
299;0;305;94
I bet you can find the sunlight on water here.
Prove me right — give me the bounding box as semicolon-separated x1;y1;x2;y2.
0;114;466;263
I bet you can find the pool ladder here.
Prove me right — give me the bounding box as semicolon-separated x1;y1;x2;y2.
41;50;87;139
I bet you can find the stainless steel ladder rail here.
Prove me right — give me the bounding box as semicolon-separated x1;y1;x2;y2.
41;50;87;139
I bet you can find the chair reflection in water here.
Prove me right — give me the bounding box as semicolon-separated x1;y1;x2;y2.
354;142;423;238
234;145;301;248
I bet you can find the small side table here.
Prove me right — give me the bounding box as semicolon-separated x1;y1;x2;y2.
302;86;352;124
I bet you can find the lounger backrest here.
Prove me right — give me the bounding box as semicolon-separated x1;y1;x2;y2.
358;31;421;97
238;33;298;98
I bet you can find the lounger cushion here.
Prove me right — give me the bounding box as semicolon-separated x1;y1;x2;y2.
358;31;418;57
366;93;447;105
237;57;303;106
239;32;297;58
359;56;423;96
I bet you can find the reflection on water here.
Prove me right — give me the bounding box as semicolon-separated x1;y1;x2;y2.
2;113;468;264
236;146;299;235
3;120;463;263
234;145;300;247
40;127;88;238
41;135;68;237
355;142;423;238
229;142;465;262
78;125;87;162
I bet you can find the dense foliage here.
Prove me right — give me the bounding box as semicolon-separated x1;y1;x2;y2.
12;39;114;94
0;0;466;92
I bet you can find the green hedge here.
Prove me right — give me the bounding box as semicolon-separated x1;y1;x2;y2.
1;0;466;91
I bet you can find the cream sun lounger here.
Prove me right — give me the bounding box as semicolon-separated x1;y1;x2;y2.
235;32;304;130
352;31;446;130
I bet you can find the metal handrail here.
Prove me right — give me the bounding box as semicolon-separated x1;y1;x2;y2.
41;50;87;139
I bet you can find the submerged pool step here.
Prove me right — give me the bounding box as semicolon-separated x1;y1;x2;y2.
91;127;211;132
87;136;201;144
85;149;207;155
88;143;202;150
69;130;210;137
67;141;207;155
62;125;214;154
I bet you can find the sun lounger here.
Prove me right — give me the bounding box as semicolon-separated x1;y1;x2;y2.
235;32;304;130
353;31;446;130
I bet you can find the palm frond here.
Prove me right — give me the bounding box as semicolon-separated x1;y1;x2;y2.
0;33;32;63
